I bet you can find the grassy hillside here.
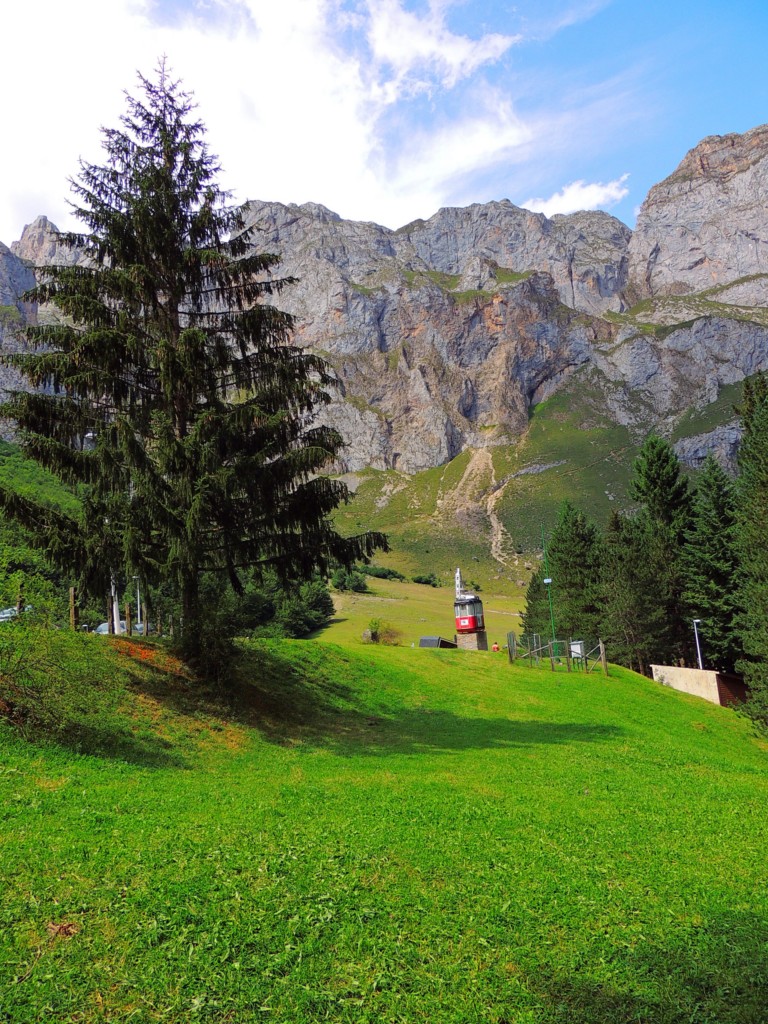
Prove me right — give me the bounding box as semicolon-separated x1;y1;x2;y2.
333;361;746;589
322;577;524;646
2;630;767;1023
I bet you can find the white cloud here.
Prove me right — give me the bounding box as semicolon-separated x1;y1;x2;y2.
0;0;527;243
522;174;629;216
364;0;518;97
0;0;638;246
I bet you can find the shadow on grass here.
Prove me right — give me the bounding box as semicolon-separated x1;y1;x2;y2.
221;643;624;754
56;721;188;769
532;910;768;1024
74;639;621;764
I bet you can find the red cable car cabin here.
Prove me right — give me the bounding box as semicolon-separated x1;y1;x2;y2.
454;595;485;634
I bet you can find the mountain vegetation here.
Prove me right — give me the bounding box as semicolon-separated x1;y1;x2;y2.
521;403;768;725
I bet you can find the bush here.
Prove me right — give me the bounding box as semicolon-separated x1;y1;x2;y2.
412;573;439;587
358;565;406;582
364;618;402;646
331;568;368;593
272;580;335;638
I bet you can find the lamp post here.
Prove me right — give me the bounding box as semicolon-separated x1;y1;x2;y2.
693;619;703;670
541;525;557;645
543;577;556;645
133;576;142;632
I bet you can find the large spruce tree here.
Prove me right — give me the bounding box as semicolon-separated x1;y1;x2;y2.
522;501;601;645
0;64;384;660
681;455;740;672
734;373;768;722
628;433;692;664
599;511;674;675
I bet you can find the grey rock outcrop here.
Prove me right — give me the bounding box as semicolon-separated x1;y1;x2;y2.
629;125;768;300
592;317;768;426
674;423;741;473
11;215;81;267
0;242;35;309
5;123;768;476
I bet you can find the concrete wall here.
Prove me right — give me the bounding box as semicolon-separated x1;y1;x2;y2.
650;665;748;707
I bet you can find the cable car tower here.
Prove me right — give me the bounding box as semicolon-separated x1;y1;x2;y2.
454;567;488;651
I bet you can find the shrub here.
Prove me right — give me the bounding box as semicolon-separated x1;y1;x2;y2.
359;565;406;581
412;573;439;587
331;568;368;592
364;618;402;646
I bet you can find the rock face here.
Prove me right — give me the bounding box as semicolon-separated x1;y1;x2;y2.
11;215;80;267
4;124;768;473
592;317;768;426
0;242;35;309
629;124;768;300
244;200;618;470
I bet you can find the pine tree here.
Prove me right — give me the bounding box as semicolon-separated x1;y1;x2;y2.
681;455;740;672
0;64;385;662
547;501;601;642
734;373;768;722
522;501;601;646
630;434;691;538
628;434;692;663
599;510;673;675
520;566;551;646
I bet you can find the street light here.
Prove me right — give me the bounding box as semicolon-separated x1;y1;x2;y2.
541;524;557;646
692;619;703;670
543;577;556;645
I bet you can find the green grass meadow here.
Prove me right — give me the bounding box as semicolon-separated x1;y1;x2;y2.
323;578;523;647
2;628;767;1023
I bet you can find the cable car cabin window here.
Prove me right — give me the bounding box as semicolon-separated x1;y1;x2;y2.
454;598;485;633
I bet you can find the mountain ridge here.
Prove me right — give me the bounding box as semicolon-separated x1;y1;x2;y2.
3;125;768;486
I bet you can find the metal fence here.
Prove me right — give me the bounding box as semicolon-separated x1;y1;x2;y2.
507;632;608;675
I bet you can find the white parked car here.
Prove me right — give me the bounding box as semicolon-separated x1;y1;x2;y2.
94;621;144;635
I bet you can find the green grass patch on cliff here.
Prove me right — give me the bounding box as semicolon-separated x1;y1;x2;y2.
1;630;767;1022
491;385;636;549
670;379;744;443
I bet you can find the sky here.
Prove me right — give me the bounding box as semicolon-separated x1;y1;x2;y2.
2;0;768;246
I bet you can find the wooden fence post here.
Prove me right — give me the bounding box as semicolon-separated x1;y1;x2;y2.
548;642;556;672
600;639;608;676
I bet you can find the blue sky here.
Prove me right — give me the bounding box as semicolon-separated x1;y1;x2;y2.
2;0;767;244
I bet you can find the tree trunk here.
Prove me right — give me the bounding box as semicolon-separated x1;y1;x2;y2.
180;572;201;663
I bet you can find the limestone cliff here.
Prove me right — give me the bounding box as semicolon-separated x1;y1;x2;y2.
5;124;768;476
629;124;768;300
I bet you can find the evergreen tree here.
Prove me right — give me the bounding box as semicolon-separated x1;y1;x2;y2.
629;433;692;540
628;434;692;663
522;501;601;645
681;455;740;672
0;65;385;662
547;501;601;642
599;511;673;675
734;372;768;723
521;566;551;645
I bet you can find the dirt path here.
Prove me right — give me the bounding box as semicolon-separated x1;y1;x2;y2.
434;449;515;569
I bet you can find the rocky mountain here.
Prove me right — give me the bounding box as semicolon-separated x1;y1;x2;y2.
4;125;768;480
